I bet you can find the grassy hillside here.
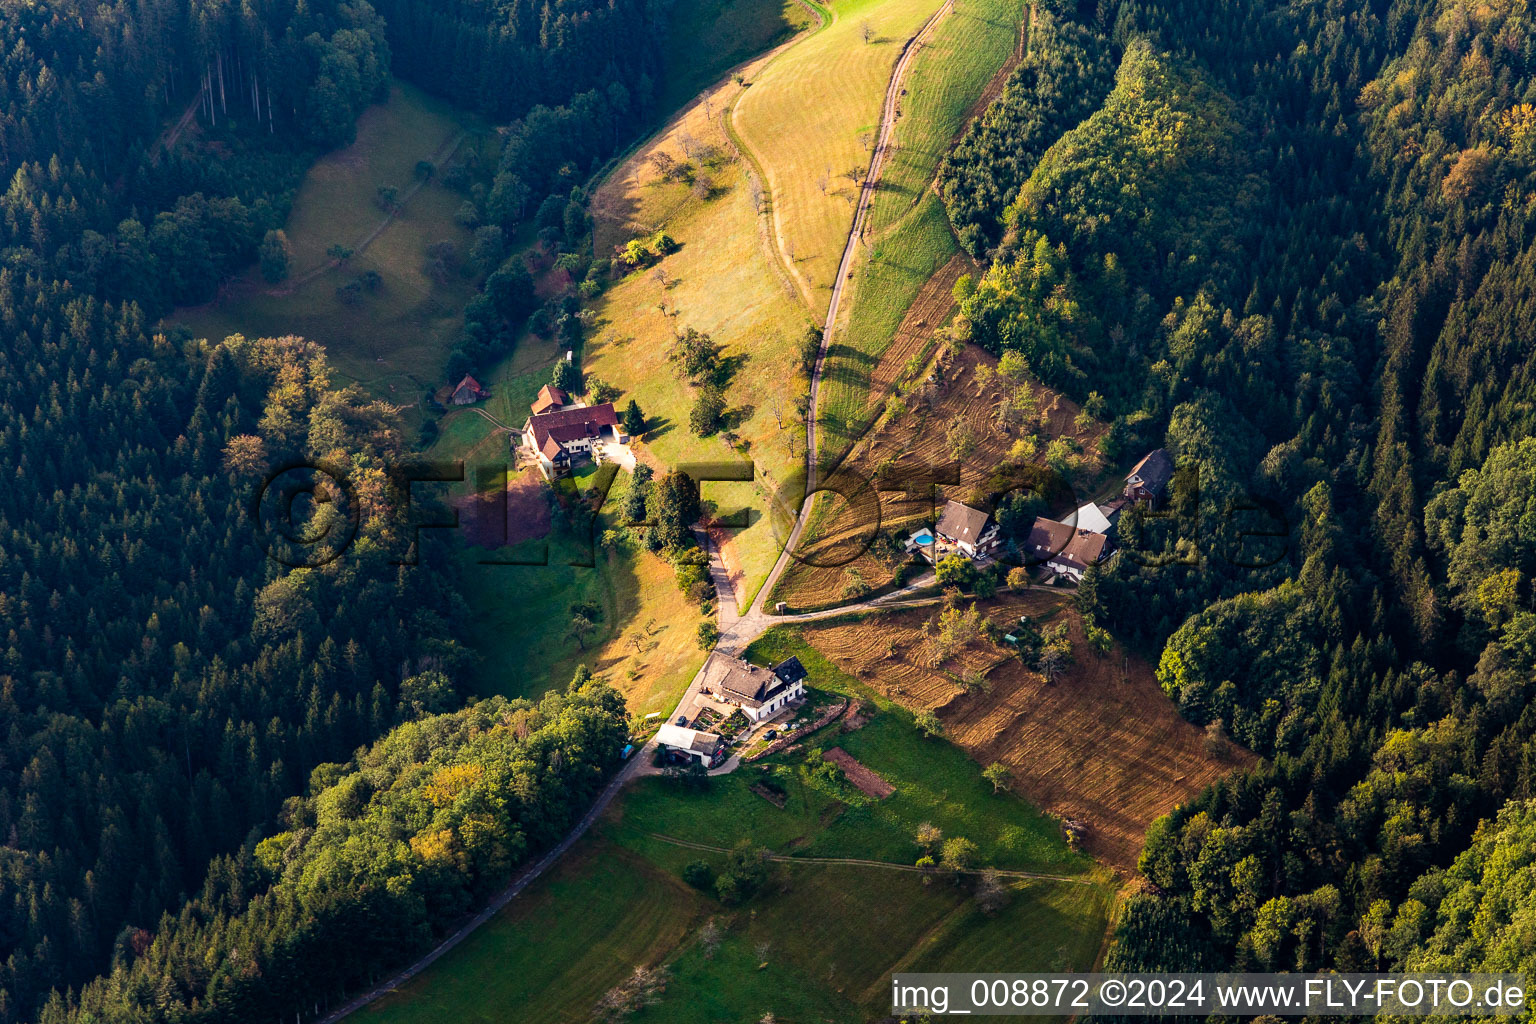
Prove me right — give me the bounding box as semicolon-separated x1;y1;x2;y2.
585;38;819;609
174;83;493;418
733;0;945;306
816;0;1024;462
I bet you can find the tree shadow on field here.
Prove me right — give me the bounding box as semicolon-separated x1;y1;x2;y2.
645;416;677;441
722;403;755;431
714;352;751;387
710;506;760;531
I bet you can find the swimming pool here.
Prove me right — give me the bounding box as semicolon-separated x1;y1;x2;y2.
910;530;935;546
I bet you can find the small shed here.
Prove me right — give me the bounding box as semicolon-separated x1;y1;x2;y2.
450;374;488;405
655;724;725;767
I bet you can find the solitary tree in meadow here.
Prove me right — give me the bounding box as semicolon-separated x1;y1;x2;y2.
983;762;1012;794
940;836;977;875
566;613;596;650
258;229;290;283
622;398;646;436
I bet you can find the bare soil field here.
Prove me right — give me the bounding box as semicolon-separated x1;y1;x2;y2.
452;467;552;549
798;593;1247;869
824;747;895;799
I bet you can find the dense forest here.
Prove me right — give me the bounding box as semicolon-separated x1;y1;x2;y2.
41;680;628;1024
0;0;441;1014
938;0;1536;991
0;0;664;1017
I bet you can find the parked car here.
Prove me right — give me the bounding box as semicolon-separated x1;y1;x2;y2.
765;729;778;740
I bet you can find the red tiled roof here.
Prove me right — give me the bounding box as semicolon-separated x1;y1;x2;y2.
452;374;485;400
531;384;569;415
526;402;619;454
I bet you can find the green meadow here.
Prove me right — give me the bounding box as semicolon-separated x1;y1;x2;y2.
816;0;1023;463
357;627;1113;1024
174;82;493;422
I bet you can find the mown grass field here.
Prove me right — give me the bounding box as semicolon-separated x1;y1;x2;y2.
733;0;946;306
586;44;816;608
174;83;492;418
816;0;1024;462
409;0;831;713
360;841;706;1024
356;626;1112;1024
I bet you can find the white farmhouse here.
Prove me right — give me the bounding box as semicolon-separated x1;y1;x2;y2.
1072;501;1114;535
701;653;808;723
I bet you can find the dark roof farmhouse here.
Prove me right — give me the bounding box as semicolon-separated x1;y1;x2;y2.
701;654;809;722
1026;517;1111;578
1124;448;1174;502
935;500;998;554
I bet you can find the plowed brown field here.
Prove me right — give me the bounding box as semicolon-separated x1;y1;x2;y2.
797;592;1247;870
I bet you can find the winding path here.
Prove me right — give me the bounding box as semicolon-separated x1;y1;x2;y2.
644;833;1096;884
274;130;469;294
322;4;955;1018
803;0;953;492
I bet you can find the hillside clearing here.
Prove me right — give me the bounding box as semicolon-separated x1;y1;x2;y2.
586;42;814;607
174;83;492;418
771;340;1105;610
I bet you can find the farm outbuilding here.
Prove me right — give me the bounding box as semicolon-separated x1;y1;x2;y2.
1123;449;1174;503
450;374;488;405
655;724;725;767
